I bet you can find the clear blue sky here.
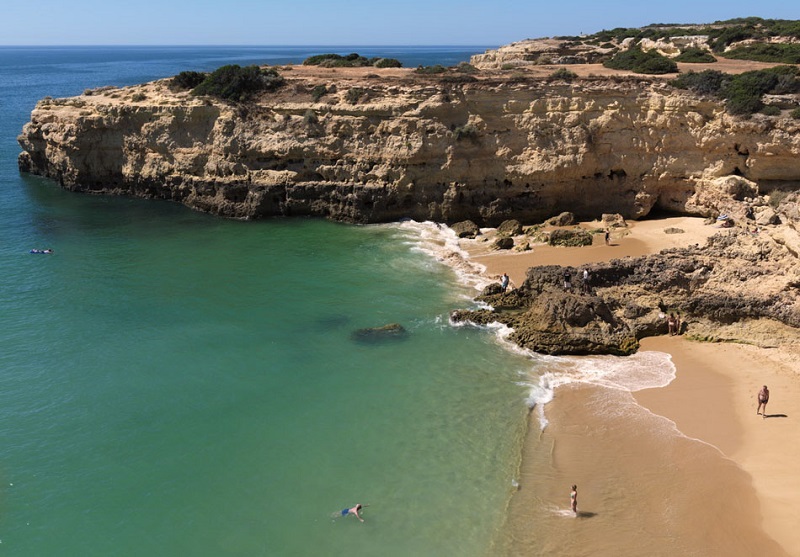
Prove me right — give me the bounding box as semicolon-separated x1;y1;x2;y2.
1;0;797;45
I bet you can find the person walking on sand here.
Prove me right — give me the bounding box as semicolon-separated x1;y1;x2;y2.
757;385;769;418
604;230;610;245
501;273;509;292
570;485;578;514
342;503;366;522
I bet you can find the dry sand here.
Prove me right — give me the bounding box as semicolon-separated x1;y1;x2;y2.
463;217;800;556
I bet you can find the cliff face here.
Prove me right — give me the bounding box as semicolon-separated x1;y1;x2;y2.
17;69;800;224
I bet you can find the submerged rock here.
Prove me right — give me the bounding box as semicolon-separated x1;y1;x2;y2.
351;323;408;343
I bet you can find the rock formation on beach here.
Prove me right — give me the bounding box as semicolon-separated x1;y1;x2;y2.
451;203;800;354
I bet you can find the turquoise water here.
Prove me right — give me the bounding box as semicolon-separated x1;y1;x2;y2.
1;47;532;556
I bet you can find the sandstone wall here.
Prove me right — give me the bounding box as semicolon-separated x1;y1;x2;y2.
17;73;800;224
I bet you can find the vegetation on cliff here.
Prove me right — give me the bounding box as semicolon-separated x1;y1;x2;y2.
674;48;716;63
189;65;284;102
603;45;677;74
302;53;402;68
671;65;800;115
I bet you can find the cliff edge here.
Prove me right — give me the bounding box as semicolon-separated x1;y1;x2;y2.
17;63;800;224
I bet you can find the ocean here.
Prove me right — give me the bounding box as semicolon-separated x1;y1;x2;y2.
0;45;537;556
0;46;682;556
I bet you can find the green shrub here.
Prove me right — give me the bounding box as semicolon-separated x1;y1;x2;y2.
453;124;479;141
455;62;479;74
345;87;366;104
603;45;678;74
192;65;284;101
373;58;402;68
674;48;717;63
303;109;319;125
759;105;781;116
724;43;800;64
791;107;800;119
131;92;147;102
310;84;328;102
548;68;578;80
672;67;800;116
708;25;757;52
172;70;206;90
722;70;780;115
302;53;402;68
414;64;448;74
670;70;728;95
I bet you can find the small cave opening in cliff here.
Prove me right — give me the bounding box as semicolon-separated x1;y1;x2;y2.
608;168;627;180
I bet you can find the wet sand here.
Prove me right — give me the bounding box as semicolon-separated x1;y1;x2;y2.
464;217;800;556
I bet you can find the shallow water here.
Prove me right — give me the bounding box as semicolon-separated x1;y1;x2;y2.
0;46;535;556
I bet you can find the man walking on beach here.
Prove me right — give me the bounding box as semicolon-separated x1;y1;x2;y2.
501;273;509;292
757;385;769;418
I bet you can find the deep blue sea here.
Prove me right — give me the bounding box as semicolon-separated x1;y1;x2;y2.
0;46;542;556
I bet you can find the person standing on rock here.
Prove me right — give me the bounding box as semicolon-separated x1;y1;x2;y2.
563;271;571;292
757;385;769;418
501;273;509;292
582;269;590;293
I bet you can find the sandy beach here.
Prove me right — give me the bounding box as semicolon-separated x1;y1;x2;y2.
462;217;800;556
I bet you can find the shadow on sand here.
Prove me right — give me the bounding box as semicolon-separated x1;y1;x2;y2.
763;413;788;419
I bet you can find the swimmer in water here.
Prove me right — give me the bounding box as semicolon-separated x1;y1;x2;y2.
341;503;365;522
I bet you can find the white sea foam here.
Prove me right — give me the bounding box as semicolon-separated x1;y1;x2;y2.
388;220;495;292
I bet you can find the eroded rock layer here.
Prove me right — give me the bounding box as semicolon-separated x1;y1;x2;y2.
17;70;800;224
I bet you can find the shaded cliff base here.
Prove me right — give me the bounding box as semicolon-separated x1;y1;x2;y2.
458;216;800;556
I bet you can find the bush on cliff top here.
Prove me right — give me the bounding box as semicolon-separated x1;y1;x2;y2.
302;53;402;68
723;43;800;64
191;65;284;102
674;48;716;63
671;66;800;115
603;45;677;74
172;70;206;90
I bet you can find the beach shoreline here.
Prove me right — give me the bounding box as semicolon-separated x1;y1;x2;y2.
452;216;800;556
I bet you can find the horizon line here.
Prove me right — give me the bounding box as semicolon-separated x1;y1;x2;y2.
0;43;502;48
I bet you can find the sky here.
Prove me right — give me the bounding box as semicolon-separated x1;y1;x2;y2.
0;0;797;46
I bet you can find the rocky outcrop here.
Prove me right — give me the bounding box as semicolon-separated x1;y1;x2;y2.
17;70;800;224
451;228;800;354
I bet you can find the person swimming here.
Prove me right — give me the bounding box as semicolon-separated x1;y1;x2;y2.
341;503;365;522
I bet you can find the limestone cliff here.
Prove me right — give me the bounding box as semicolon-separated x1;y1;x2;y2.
17;67;800;224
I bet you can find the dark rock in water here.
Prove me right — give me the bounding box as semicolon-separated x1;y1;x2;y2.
497;219;523;236
452;220;480;238
351;323;408;343
494;236;514;250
